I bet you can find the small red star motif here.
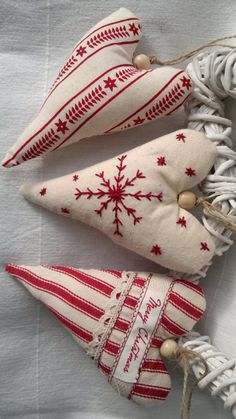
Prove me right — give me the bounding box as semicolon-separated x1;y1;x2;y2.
129;23;139;35
151;245;162;255
133;116;145;125
176;216;187;228
180;76;192;90
76;45;87;57
73;175;79;182
55;118;69;135
185;167;196;177
61;207;70;214
40;187;47;196
176;133;186;143
200;242;210;251
104;76;117;91
157;156;166;166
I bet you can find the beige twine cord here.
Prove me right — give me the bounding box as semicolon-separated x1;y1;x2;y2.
148;35;236;66
196;197;236;234
174;347;209;419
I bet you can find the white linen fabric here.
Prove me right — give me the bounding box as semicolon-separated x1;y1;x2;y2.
1;1;236;419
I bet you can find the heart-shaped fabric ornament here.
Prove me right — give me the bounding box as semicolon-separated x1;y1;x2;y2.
2;8;192;168
6;264;205;406
21;129;217;274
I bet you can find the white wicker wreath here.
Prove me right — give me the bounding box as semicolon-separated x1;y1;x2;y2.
178;49;236;418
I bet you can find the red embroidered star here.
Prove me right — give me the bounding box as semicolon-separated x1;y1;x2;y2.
61;207;70;214
129;23;139;36
40;187;47;196
185;167;196;177
73;175;79;182
157;156;166;166
180;76;192;90
151;245;162;255
176;133;186;143
133;116;145;125
76;45;87;57
176;216;187;228
104;76;117;91
200;242;210;251
55;118;69;135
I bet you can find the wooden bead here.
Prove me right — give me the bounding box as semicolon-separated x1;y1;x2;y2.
160;339;178;359
178;191;197;210
133;54;151;70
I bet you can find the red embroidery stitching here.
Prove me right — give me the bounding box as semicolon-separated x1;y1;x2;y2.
129;23;139;36
133;116;145;125
73;175;79;182
61;207;70;214
157;156;166;166
40;187;47;196
75;155;163;237
200;242;210;251
145;83;186;121
21;129;60;162
115;67;138;82
65;85;107;124
185;168;196;177
55;119;69;134
151;245;162;255
104;76;117;91
180;76;192;90
176;216;187;228
176;133;186;142
76;46;87;57
87;25;129;48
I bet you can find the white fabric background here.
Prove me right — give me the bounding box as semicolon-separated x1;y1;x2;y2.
0;1;236;418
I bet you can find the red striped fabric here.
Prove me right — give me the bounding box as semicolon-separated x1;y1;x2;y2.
132;383;169;400
168;291;204;320
6;264;205;406
49;306;93;344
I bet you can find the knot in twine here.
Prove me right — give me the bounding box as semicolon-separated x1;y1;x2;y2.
196;196;236;234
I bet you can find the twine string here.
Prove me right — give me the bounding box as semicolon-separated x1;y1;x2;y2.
196;197;236;234
175;347;209;419
148;35;236;66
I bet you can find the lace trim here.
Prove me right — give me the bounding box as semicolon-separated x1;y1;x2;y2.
87;271;136;361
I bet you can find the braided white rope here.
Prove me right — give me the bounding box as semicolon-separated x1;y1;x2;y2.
179;332;236;418
185;49;236;283
178;49;236;417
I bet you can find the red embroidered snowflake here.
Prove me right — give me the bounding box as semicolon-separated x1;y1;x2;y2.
55;118;69;135
185;167;196;177
40;187;47;196
129;23;139;36
176;133;186;143
176;216;187;228
73;175;79;182
151;245;162;255
104;76;117;91
76;45;87;57
157;156;166;166
200;242;210;251
180;76;192;90
75;155;163;237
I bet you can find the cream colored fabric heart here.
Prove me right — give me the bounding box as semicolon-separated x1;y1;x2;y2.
21;129;217;274
6;264;206;406
2;8;192;168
